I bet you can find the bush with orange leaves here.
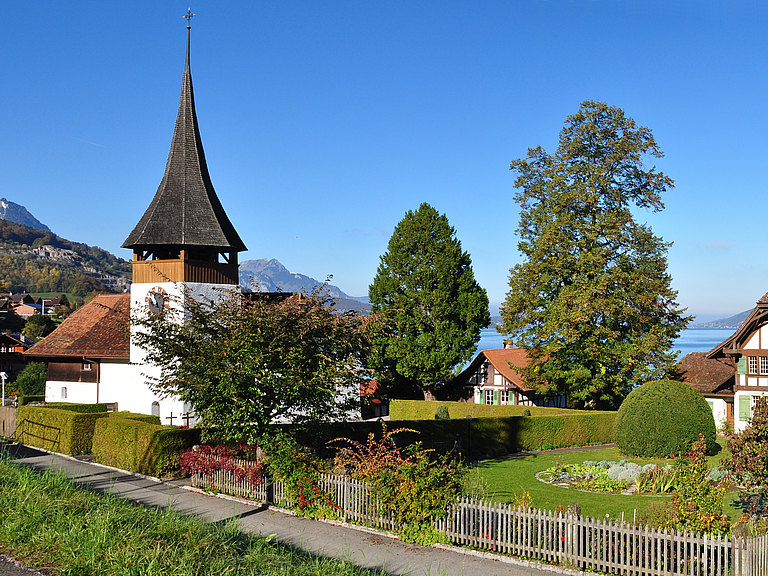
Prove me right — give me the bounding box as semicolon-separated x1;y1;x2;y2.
332;423;466;544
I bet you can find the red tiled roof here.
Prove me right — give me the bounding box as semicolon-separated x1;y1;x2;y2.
25;294;129;360
482;348;532;390
451;347;533;392
676;352;734;397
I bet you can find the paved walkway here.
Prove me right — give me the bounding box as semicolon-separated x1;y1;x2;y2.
0;442;586;576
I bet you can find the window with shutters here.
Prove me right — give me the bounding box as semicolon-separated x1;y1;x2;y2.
749;356;758;374
739;395;751;421
760;357;768;375
485;389;494;405
500;390;509;405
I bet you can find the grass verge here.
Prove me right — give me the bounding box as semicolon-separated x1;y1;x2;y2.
0;456;385;576
475;441;740;521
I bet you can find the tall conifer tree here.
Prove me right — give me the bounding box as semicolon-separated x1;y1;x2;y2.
501;101;689;409
369;203;489;400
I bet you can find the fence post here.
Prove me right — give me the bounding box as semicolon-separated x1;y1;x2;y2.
567;503;581;567
732;524;747;576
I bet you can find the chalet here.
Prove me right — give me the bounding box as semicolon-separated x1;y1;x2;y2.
0;333;33;380
449;347;566;407
675;352;734;430
707;291;768;432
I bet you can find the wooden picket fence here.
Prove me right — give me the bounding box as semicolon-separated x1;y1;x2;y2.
191;467;767;576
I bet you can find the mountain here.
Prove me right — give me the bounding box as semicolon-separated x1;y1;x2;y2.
0;220;131;297
239;258;370;313
692;310;750;329
0;198;50;232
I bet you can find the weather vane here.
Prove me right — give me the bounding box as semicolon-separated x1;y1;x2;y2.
184;8;196;29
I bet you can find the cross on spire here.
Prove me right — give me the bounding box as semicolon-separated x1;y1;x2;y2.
184;8;195;29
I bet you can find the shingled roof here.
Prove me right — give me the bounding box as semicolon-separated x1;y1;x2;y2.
122;29;246;252
25;294;129;360
675;352;734;397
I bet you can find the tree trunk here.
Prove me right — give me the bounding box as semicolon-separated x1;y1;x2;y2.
423;389;436;401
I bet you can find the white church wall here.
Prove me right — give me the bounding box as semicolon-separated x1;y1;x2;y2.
45;380;97;404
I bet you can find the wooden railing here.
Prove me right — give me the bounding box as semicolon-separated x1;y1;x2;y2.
192;467;765;576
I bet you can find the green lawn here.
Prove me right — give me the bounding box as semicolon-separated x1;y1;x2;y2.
475;441;740;522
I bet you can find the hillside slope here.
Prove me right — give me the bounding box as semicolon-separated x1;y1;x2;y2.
0;220;130;297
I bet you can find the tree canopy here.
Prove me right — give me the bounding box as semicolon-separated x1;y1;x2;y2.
369;202;489;400
500;101;689;409
133;289;373;445
14;362;47;396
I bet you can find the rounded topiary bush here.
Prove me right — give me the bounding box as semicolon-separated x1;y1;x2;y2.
434;405;450;420
615;378;716;457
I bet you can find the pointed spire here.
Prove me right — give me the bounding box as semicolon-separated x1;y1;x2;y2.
123;19;246;254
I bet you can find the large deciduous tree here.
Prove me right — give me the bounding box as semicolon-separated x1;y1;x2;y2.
369;202;489;400
500;101;689;409
133;289;372;445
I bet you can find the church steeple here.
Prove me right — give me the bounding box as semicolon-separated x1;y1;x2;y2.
123;20;246;285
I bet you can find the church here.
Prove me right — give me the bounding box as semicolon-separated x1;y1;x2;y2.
25;22;245;423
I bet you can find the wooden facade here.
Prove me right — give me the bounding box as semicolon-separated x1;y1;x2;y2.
47;360;99;383
131;258;238;285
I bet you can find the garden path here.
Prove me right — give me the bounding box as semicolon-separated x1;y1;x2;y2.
1;442;581;576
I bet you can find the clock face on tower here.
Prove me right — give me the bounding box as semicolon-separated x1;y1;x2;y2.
145;286;169;314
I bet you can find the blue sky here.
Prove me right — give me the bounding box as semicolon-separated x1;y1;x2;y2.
2;2;766;320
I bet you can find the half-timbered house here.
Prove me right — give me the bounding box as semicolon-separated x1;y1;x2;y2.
707;291;768;432
450;347;566;407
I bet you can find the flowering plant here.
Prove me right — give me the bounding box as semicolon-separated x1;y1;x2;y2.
178;444;264;488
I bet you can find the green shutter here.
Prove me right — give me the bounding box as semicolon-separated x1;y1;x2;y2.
738;357;747;375
739;395;751;422
493;390;499;405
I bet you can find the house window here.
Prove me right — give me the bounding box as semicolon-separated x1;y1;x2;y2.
760;357;768;375
500;390;509;405
749;356;758;374
485;389;494;405
82;362;92;371
61;387;67;399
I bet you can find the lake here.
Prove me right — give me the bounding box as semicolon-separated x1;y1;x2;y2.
474;327;734;363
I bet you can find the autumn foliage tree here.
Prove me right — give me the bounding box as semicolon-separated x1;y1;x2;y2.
501;101;689;409
369;203;489;400
725;396;768;496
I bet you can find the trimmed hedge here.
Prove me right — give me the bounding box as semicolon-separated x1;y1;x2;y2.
17;395;45;406
109;411;162;425
92;417;200;477
16;406;108;455
42;403;108;413
389;400;583;420
615;378;717;457
290;411;616;460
